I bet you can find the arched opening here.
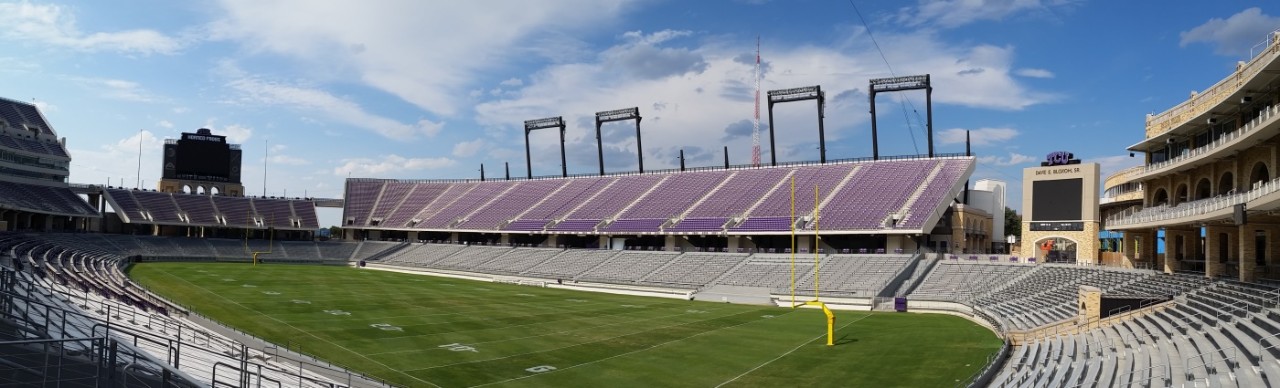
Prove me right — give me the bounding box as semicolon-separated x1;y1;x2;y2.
1035;237;1077;263
1153;188;1169;206
182;185;192;194
1194;178;1211;200
1174;184;1189;205
1250;162;1270;189
196;186;206;195
210;187;220;196
1218;172;1235;196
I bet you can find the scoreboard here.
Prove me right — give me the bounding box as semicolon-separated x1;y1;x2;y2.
162;128;242;183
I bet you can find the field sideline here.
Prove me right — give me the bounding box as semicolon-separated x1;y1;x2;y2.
127;262;1001;387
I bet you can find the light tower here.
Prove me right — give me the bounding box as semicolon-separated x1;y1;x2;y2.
751;37;762;167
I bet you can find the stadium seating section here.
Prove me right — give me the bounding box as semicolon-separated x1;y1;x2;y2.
343;157;974;233
0;97;70;158
102;188;320;229
0;181;97;216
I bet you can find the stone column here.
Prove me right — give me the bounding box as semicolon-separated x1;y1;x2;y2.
1205;226;1228;279
1077;285;1102;325
727;236;740;253
664;235;677;252
1240;225;1259;283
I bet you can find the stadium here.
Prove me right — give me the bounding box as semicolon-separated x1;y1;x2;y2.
2;7;1280;388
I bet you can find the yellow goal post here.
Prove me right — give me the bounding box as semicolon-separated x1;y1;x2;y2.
788;178;835;346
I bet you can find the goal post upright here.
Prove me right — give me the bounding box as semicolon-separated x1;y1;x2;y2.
813;185;820;302
789;176;796;308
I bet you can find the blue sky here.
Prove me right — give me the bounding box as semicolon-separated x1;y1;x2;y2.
1;0;1278;228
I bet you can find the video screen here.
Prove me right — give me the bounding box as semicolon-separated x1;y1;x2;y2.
1032;178;1082;221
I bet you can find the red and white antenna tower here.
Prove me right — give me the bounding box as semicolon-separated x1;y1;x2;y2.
751;36;762;167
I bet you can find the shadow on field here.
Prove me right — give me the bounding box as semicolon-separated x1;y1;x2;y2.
833;335;858;346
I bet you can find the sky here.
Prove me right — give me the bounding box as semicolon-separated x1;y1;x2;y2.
1;0;1278;228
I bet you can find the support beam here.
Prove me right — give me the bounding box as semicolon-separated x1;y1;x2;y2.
594;108;642;175
868;74;934;160
523;116;567;178
766;86;825;164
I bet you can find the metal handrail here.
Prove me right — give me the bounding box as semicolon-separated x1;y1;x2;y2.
1117;363;1168;388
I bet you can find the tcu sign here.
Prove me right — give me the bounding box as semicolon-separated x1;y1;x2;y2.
1042;151;1079;166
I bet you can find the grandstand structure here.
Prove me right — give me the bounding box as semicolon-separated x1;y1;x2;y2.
1107;30;1280;282
0;97;99;231
100;187;321;238
342;155;977;253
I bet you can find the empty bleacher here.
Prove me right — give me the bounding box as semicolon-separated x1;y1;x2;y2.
343;156;974;234
102;189;320;230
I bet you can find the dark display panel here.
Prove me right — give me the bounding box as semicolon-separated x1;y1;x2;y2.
175;140;231;177
1031;178;1082;221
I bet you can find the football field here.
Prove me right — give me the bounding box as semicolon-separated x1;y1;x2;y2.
128;263;1001;387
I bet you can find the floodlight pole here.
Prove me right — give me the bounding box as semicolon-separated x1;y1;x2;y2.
724;146;730;169
869;90;879;160
817;88;826;163
678;149;686;171
479;164;485;182
593;107;642;175
766;86;826;165
523;116;567;178
868;74;934;160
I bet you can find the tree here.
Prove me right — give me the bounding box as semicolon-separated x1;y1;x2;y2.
1004;207;1021;241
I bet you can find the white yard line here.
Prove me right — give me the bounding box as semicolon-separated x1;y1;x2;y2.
404;308;780;373
467;309;801;388
368;304;733;356
713;312;872;388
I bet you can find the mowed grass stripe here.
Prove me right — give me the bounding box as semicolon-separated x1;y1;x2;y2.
485;310;856;388
369;306;767;371
408;308;787;386
363;304;740;356
132;264;444;387
722;313;1002;388
130;263;1001;388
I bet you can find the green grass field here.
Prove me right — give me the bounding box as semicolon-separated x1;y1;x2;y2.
127;263;1001;387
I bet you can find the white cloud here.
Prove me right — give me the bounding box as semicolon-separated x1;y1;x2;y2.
211;0;634;116
267;154;309;166
226;76;443;140
1014;68;1054;78
1092;154;1141;180
199;122;253;144
333;155;456;177
939;128;1020;146
978;152;1036;166
897;0;1076;29
0;2;185;55
71;77;160;103
67;130;164;187
499;78;523;87
452;138;487;158
32;100;55;113
156;120;174;129
1180;7;1280;56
